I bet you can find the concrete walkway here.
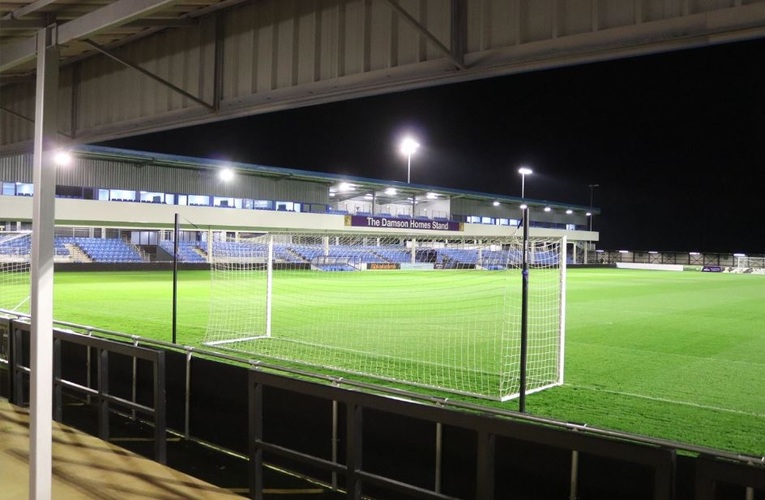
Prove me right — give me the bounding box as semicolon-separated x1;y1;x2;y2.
0;399;243;499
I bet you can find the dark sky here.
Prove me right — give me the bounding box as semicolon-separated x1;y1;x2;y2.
100;37;765;255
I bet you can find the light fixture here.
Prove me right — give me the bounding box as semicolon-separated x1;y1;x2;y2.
544;206;551;212
493;201;500;207
54;150;72;166
219;168;234;181
385;187;397;195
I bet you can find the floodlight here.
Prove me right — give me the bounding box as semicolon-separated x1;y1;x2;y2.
219;168;234;181
54;150;72;166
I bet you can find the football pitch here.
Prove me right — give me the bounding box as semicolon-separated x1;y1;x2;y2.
27;268;765;457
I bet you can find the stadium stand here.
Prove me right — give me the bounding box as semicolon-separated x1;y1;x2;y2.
158;240;207;263
74;237;144;263
0;233;30;258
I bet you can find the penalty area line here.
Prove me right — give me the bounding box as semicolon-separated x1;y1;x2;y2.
570;384;765;418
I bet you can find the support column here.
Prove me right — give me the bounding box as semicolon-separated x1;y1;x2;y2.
29;25;59;500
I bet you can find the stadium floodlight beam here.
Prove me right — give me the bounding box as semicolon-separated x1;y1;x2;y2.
400;137;420;183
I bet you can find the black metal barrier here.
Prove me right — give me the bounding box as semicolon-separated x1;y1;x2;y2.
1;313;764;498
247;369;679;499
2;316;167;464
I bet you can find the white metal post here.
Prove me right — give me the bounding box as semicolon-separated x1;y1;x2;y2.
30;25;59;500
266;234;273;337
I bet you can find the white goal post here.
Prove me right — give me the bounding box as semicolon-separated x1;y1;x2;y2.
203;231;566;402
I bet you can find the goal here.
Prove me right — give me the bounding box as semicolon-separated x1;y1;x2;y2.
203;231;566;401
733;255;765;274
0;231;32;314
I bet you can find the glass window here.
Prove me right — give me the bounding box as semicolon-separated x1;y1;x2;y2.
139;191;164;203
16;183;34;196
110;189;135;201
214;196;235;207
188;195;210;206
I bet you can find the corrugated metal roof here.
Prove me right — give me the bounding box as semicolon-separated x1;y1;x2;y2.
0;0;246;80
74;144;597;213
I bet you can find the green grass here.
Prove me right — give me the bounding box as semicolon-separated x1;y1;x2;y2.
24;268;765;457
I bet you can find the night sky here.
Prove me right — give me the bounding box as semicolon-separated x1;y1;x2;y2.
101;37;765;255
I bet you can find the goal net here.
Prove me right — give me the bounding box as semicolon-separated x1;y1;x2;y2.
203;231;566;401
733;255;765;274
0;231;32;315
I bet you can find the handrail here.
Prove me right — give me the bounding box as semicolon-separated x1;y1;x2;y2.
4;316;167;464
2;309;762;467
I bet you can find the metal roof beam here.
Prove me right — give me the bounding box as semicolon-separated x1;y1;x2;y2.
82;39;214;110
0;19;48;29
0;0;178;73
1;0;59;21
384;0;465;70
56;0;178;44
0;105;35;123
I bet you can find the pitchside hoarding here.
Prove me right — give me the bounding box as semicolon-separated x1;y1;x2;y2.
345;215;463;231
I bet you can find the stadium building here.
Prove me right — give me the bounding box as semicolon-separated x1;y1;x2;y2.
0;144;600;264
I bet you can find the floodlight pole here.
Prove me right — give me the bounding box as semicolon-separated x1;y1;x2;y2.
400;137;419;184
586;184;599;265
172;213;179;344
588;184;599;231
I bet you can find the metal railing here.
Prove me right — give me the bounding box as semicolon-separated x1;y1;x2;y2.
3;316;167;464
1;311;763;498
